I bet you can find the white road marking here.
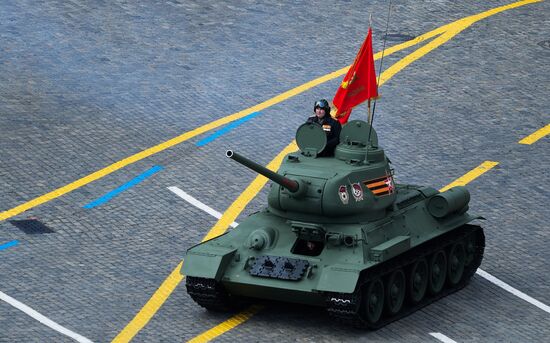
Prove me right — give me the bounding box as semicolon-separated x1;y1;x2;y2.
0;290;93;343
476;268;550;314
429;332;458;343
168;186;239;228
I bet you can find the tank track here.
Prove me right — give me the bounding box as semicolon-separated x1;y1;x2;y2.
326;224;485;329
186;276;246;312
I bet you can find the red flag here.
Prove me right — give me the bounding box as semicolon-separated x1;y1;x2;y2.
336;108;353;125
333;28;378;125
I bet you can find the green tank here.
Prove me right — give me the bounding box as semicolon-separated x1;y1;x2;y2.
182;120;484;328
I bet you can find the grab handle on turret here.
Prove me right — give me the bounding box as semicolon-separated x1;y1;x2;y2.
226;150;300;193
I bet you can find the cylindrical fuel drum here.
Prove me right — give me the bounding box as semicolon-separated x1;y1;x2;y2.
427;186;471;218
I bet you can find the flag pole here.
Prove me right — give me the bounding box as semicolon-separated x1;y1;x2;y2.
367;14;373;125
367;100;372;124
367;13;372;126
367;0;392;145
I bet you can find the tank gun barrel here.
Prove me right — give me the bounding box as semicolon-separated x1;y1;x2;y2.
226;150;300;193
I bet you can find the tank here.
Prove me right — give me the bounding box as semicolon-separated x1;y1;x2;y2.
182;120;485;328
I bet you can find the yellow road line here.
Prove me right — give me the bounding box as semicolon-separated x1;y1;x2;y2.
0;27;426;223
439;161;499;192
0;82;322;222
0;2;541;224
111;261;184;343
518;123;550;145
114;1;541;341
380;0;543;84
187;305;263;343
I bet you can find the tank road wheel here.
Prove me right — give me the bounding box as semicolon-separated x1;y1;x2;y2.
408;258;428;304
447;243;466;286
385;269;405;316
363;277;385;325
428;250;447;294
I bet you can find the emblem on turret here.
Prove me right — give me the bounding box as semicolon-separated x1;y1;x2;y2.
351;182;364;201
364;174;394;197
338;185;349;204
385;175;395;194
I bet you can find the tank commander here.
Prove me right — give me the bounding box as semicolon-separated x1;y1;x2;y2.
306;99;342;156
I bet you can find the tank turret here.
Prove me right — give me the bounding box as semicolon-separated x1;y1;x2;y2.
227;121;397;222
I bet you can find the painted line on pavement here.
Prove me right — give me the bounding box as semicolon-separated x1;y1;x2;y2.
111;261;184;343
196;112;262;147
0;240;19;251
429;332;458;343
168;187;238;228
476;268;550;314
0;1;541;222
114;1;543;341
0;290;93;343
518;123;550;145
187;305;263;343
0;5;455;223
83;166;163;209
439;161;499;192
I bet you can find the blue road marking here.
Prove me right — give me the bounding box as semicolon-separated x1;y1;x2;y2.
0;240;19;251
196;111;262;147
83;165;163;209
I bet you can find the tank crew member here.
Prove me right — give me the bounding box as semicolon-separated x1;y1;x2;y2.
306;99;342;156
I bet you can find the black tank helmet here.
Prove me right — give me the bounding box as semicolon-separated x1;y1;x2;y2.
314;99;331;116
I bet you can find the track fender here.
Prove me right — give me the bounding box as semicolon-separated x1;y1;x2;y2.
181;246;237;281
316;264;361;293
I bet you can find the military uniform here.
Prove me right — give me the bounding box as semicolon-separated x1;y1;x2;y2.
306;115;342;156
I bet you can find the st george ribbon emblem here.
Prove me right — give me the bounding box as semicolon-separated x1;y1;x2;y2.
351;182;364;201
338;185;349;205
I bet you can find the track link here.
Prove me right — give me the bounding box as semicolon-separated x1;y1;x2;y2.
186;276;245;312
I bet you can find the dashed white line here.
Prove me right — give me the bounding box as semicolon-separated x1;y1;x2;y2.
429;332;458;343
476;268;550;314
168;186;238;228
0;290;93;343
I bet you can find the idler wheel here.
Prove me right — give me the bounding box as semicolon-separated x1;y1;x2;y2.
447;242;466;285
385;269;405;315
428;250;447;294
363;277;384;324
408;258;428;304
